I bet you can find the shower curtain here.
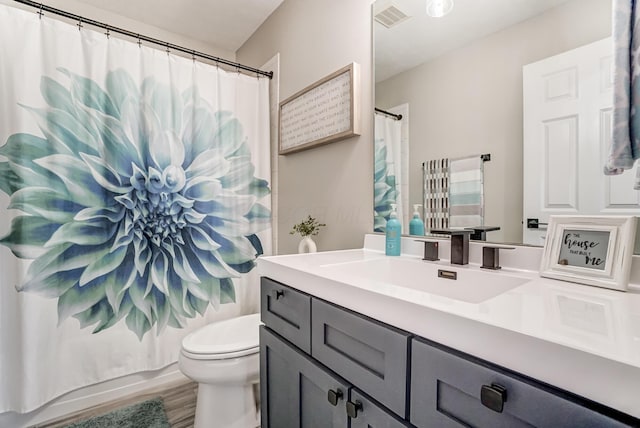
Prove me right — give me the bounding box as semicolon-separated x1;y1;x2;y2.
373;113;403;232
0;4;271;413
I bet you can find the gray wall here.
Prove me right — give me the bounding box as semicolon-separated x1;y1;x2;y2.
376;0;611;243
237;0;374;254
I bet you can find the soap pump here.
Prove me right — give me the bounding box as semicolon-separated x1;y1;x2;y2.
409;204;425;236
385;204;402;256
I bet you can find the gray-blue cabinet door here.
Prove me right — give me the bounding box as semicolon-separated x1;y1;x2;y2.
260;326;349;428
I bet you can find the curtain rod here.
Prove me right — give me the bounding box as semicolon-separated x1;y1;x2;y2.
13;0;273;79
375;107;402;120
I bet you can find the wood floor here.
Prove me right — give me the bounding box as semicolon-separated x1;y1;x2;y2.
34;380;198;428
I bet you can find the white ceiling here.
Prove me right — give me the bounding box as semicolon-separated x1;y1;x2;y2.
75;0;285;52
375;0;574;82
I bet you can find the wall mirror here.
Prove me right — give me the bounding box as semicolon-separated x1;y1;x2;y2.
373;0;640;250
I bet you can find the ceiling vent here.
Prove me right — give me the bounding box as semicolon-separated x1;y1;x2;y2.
374;1;410;29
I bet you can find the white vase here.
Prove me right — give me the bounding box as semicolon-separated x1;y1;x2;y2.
298;236;317;253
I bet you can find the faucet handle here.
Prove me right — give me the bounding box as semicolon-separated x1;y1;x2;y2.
415;239;439;261
481;246;515;270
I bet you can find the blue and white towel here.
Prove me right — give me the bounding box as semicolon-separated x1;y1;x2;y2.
449;156;484;228
605;0;640;188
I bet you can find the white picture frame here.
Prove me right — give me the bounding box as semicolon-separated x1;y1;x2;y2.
278;63;361;155
540;216;637;291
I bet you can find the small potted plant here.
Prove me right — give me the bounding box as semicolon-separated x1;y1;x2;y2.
290;215;326;253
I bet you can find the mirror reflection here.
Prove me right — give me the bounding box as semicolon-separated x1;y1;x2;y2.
373;0;639;248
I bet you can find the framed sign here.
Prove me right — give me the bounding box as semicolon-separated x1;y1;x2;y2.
279;63;360;155
540;216;637;291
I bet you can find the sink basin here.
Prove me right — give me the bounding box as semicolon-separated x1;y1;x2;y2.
321;258;529;304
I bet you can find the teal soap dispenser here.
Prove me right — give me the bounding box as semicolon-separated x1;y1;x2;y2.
409;204;425;236
385;204;402;256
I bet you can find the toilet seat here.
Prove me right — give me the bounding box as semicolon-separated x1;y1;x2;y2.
182;313;261;360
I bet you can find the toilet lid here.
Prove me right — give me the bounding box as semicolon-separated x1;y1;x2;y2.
182;313;261;357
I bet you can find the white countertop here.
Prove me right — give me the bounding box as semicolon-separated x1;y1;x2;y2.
257;234;640;418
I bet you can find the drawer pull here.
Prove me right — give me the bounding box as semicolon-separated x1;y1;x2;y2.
327;388;343;406
481;383;508;413
271;289;284;300
346;400;363;418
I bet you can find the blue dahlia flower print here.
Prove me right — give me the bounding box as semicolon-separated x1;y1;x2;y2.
0;68;271;339
373;135;398;233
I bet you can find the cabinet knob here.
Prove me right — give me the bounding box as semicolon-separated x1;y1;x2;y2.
327;388;343;406
481;383;508;413
346;400;363;418
271;289;284;300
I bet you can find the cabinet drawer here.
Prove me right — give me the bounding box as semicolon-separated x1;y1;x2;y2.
410;337;634;428
311;298;411;418
260;277;311;353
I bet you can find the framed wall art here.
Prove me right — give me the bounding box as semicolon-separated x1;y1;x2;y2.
539;216;637;291
278;62;360;155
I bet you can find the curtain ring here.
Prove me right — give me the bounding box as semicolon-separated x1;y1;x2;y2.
105;26;110;39
37;3;43;19
192;50;196;63
77;19;83;31
137;34;142;47
166;42;170;55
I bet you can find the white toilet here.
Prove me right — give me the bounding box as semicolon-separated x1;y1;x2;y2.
179;313;261;428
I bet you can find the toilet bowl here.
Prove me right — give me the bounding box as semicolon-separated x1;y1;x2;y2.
179;313;261;428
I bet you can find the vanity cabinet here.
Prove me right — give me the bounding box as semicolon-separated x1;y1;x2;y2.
260;278;411;428
260;277;639;428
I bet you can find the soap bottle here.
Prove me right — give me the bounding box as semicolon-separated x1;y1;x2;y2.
409;204;425;236
385;204;402;256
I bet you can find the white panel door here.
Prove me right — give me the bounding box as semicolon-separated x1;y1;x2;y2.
523;37;639;246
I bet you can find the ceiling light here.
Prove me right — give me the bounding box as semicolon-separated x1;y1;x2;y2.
426;0;454;18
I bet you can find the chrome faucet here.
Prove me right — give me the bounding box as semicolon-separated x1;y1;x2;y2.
430;229;473;265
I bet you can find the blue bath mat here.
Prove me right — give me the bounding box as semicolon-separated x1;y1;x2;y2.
62;397;170;428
